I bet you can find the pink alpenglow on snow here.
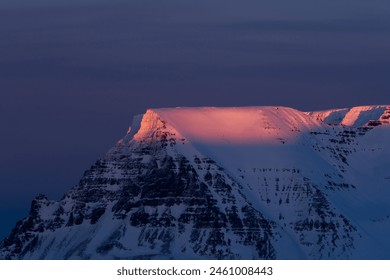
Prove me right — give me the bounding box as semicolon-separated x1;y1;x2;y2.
127;107;323;145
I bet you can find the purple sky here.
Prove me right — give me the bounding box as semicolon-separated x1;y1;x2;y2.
1;0;390;239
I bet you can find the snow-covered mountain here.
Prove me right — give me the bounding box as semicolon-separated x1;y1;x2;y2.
1;105;390;260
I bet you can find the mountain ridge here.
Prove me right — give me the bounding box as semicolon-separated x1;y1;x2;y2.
306;105;390;126
1;105;389;260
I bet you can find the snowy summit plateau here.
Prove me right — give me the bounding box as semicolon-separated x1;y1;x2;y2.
1;105;390;259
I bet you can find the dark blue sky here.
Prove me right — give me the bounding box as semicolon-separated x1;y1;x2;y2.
1;0;390;239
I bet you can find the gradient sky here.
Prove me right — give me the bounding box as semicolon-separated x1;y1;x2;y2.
1;0;390;239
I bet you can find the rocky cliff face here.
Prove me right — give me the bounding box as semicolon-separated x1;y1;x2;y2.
1;106;390;259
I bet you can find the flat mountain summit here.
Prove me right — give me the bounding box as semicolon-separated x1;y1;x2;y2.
1;105;390;259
